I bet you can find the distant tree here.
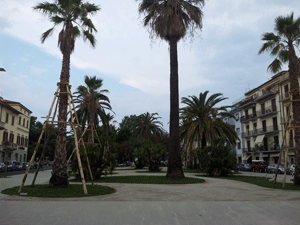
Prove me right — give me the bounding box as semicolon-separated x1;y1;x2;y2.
137;0;205;179
180;91;238;168
74;76;112;143
258;13;300;185
33;0;100;186
136;112;163;141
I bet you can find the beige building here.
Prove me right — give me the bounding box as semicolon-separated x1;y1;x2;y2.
0;97;32;163
240;71;296;166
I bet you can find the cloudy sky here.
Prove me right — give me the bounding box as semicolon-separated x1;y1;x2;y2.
0;0;297;130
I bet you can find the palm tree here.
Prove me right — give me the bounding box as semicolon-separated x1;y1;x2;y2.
180;91;238;168
74;76;113;143
33;0;100;186
137;0;205;179
258;13;300;185
136;112;164;141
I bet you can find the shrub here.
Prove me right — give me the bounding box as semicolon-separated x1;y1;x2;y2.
197;138;237;176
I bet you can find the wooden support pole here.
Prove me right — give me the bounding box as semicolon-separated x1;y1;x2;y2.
31;125;53;186
18;86;59;193
67;85;87;194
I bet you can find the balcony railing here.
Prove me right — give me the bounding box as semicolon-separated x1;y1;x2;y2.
240;96;256;108
256;87;278;102
241;113;257;123
257;106;277;117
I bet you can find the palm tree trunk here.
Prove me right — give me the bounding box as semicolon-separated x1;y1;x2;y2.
49;22;72;186
87;100;95;143
167;37;184;179
288;42;300;185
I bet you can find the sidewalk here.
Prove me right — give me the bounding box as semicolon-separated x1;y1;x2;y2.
1;169;300;225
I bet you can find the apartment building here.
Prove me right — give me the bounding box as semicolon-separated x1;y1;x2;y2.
0;97;32;163
239;71;297;166
222;100;244;164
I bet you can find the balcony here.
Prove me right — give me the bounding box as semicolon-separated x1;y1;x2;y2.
240;113;257;123
240;96;256;108
0;142;18;151
257;106;278;118
262;125;279;134
256;87;278;102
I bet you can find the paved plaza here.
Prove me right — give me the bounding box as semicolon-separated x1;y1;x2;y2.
1;169;300;225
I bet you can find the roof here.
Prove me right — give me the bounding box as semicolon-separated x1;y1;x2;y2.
244;71;288;96
3;100;32;114
0;99;22;115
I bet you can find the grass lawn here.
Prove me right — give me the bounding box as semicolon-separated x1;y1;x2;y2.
196;175;300;190
115;168;146;171
71;176;205;184
1;184;116;197
135;170;166;173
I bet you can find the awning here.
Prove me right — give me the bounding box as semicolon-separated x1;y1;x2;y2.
255;135;265;144
242;155;251;160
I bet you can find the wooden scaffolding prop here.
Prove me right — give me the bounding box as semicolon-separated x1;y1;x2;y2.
18;82;94;194
67;123;102;165
274;88;300;187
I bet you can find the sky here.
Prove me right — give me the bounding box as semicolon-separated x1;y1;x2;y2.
0;0;298;131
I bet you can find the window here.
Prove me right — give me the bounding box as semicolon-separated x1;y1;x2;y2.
9;133;14;143
273;117;278;131
19;116;21;124
21;137;24;146
11;116;15;126
23;154;26;162
262;120;267;132
271;99;276;111
237;142;241;149
2;131;8;142
19;155;22;162
17;135;20;145
261;103;265;115
26;120;29;128
284;84;289;98
23;118;25;126
253;123;257;134
5;112;9;123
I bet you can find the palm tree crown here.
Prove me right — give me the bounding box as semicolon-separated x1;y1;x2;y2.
33;0;100;54
136;112;164;140
74;75;113;143
258;12;300;73
180;91;238;150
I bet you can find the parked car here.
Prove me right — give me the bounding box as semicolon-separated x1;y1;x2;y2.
16;162;27;170
251;160;268;173
267;164;287;174
0;162;7;172
7;161;18;171
238;163;252;171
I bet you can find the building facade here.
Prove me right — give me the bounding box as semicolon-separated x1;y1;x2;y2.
240;71;296;166
0;97;32;163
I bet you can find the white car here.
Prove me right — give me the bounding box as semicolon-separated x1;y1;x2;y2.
290;164;296;174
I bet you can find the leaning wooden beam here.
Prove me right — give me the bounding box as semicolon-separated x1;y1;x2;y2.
69;88;94;185
67;127;87;164
31;125;53;186
67;86;87;194
18;86;59;193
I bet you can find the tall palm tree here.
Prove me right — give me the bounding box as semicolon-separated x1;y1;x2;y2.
137;0;205;179
180;91;238;168
74;76;113;143
33;0;100;186
258;13;300;185
136;112;164;141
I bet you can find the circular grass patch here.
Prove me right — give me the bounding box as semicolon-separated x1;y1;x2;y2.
1;184;115;197
79;176;205;184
